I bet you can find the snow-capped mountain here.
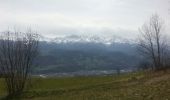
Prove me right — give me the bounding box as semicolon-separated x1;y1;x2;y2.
40;34;136;45
35;34;140;75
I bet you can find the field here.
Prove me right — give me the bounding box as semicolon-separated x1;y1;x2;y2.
0;70;170;100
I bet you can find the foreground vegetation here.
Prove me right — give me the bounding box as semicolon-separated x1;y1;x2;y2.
1;70;170;100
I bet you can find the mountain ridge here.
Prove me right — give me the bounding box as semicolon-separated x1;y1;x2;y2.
39;34;137;45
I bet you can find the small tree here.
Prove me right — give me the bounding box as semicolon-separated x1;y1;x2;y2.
0;30;39;98
138;14;168;70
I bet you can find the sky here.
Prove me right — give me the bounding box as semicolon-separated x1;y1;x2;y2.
0;0;169;38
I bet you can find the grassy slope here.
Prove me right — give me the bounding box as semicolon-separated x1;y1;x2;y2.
1;70;170;100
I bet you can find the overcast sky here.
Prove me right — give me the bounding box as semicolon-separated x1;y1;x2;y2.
0;0;169;38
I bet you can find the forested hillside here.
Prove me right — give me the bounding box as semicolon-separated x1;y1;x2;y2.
34;41;141;74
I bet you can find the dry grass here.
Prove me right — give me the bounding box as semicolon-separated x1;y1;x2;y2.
1;70;170;100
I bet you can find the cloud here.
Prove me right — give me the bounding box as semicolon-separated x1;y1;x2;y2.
0;0;169;38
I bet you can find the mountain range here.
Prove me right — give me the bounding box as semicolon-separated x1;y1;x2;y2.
33;34;141;76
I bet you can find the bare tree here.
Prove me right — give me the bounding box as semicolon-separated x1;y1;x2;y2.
138;14;168;70
0;30;39;98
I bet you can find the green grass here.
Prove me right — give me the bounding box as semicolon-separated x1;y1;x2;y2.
1;71;170;100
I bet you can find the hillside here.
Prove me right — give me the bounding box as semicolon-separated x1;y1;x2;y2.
1;70;170;100
33;41;140;75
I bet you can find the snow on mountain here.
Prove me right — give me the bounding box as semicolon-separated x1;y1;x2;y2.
40;34;136;45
